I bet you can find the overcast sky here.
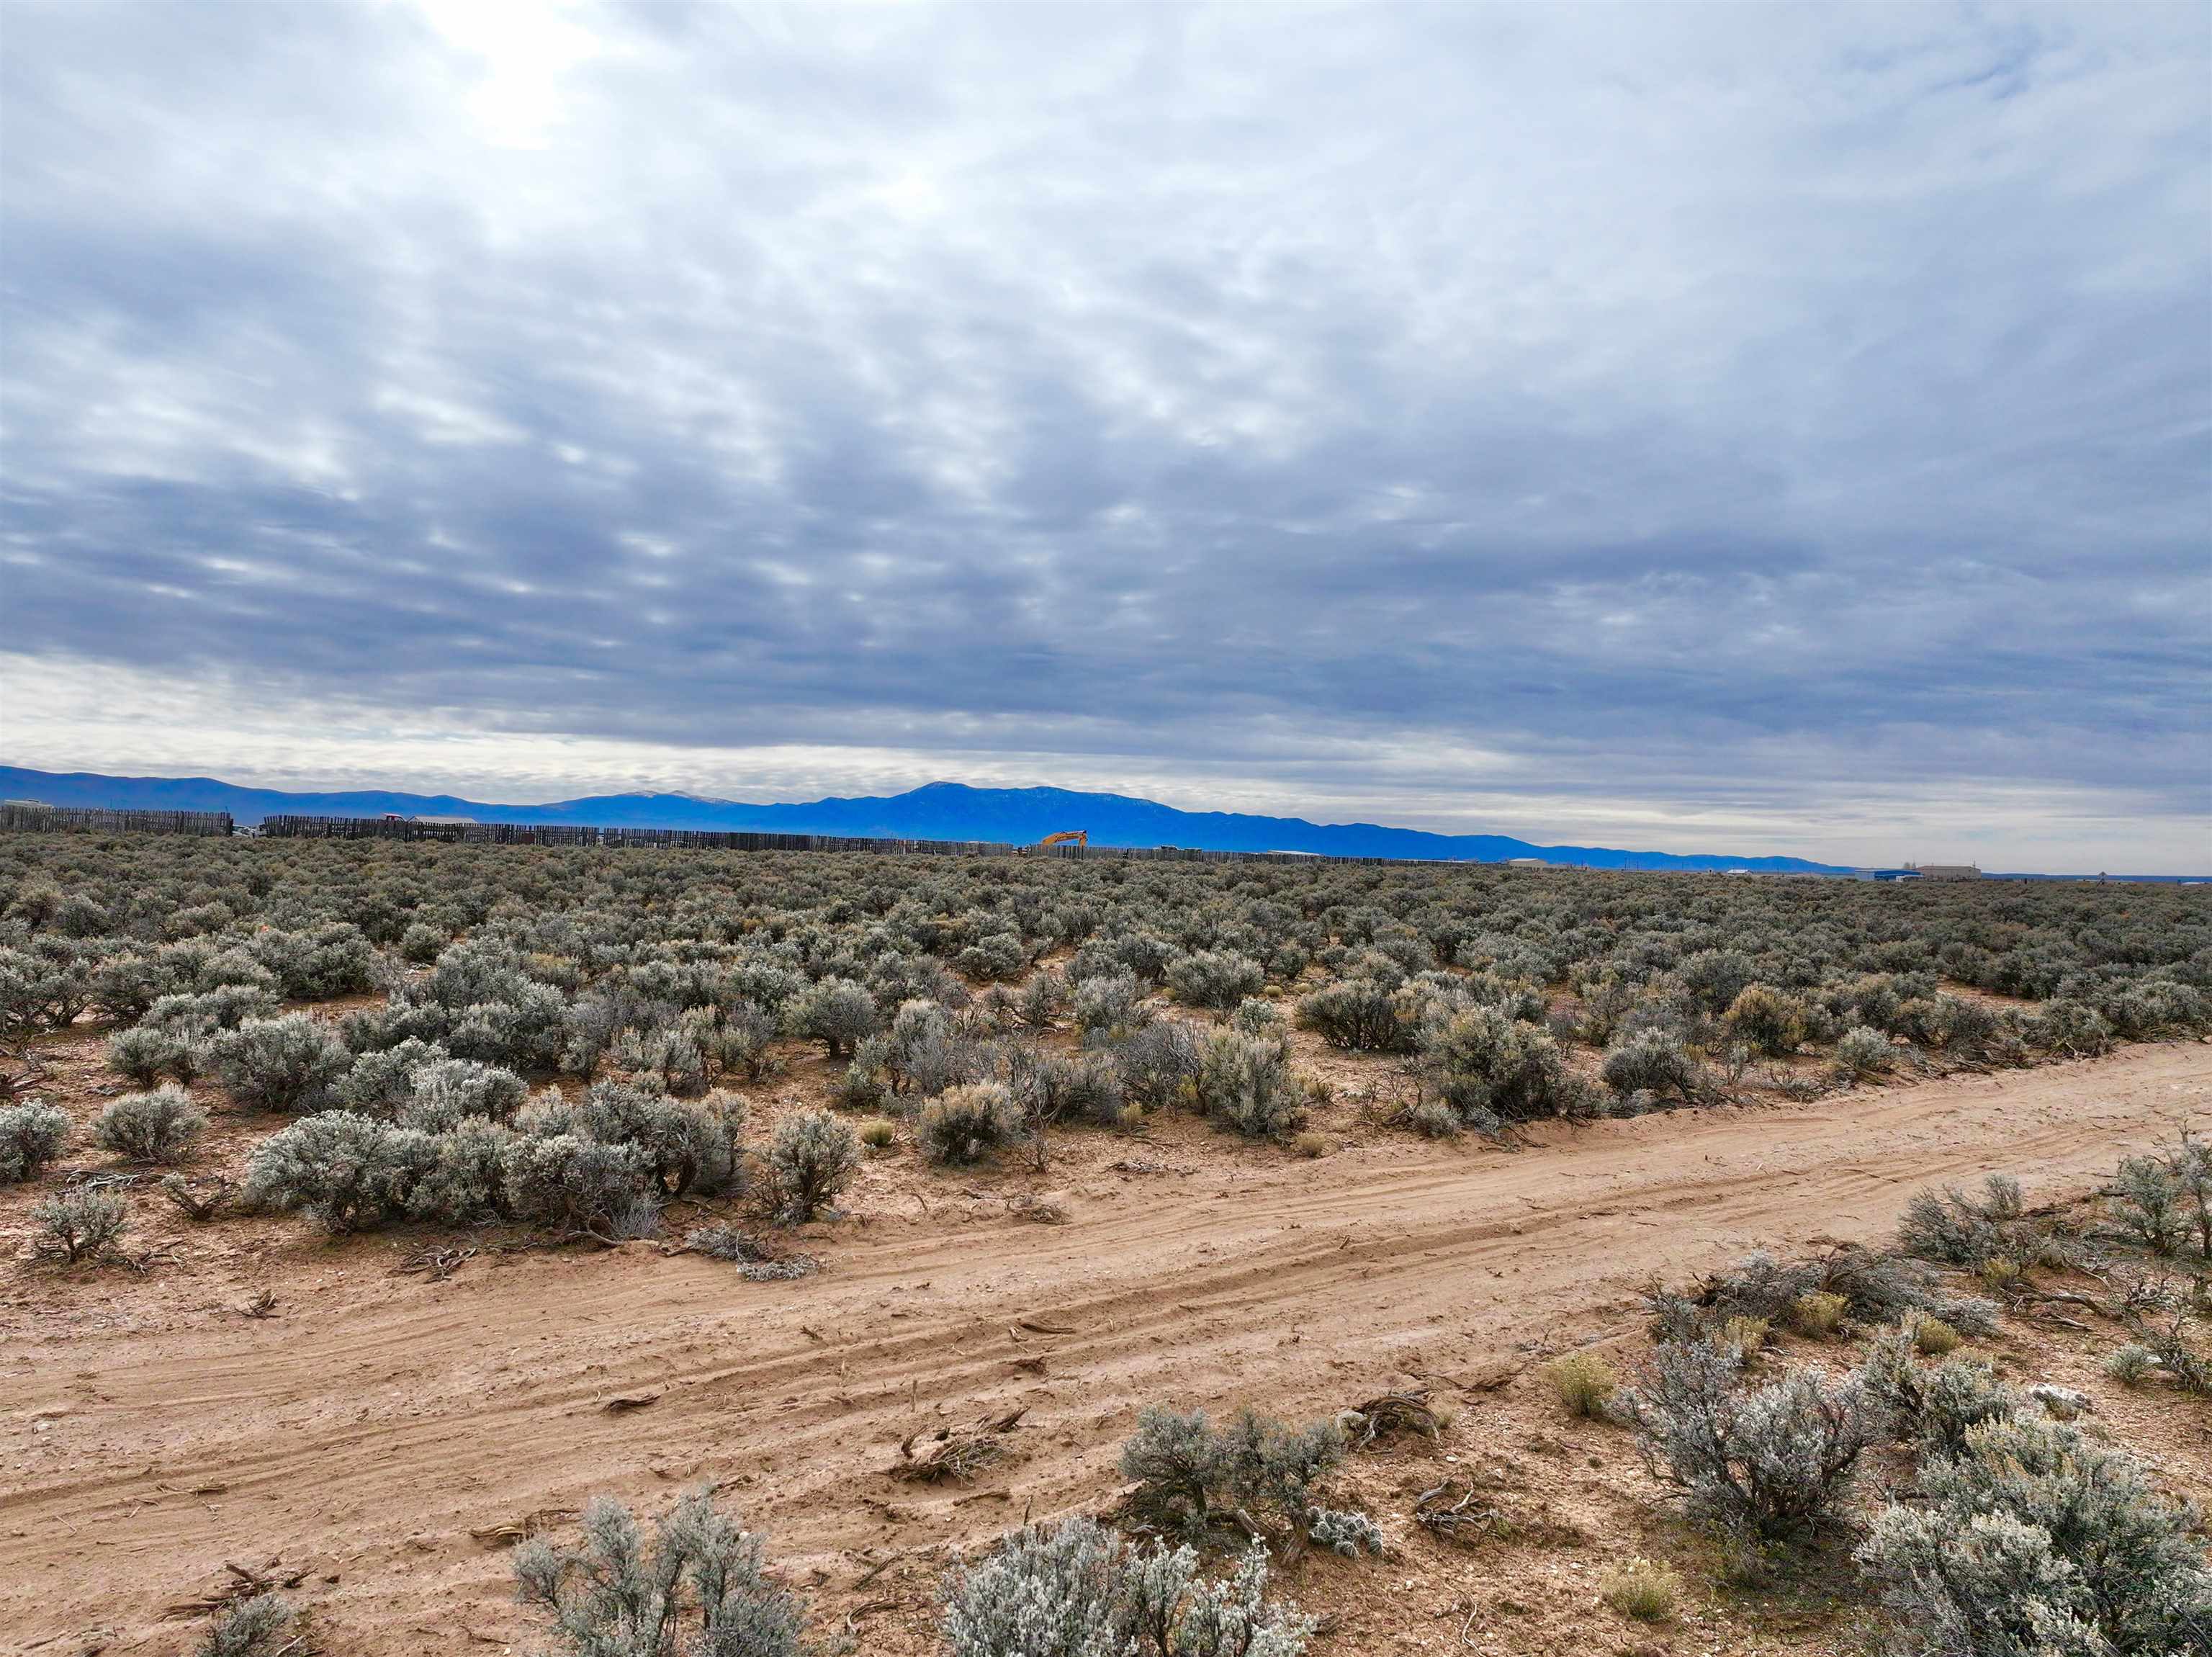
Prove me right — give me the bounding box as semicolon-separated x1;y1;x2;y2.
3;2;2207;868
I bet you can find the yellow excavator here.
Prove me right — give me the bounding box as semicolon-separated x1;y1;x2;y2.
1035;830;1087;850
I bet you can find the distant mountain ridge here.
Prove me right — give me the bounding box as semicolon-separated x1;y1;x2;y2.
0;765;1850;872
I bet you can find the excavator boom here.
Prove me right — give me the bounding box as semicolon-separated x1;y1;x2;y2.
1036;830;1088;848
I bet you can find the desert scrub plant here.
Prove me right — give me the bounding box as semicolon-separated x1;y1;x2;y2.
858;1116;897;1149
94;1084;207;1163
1295;978;1411;1052
766;1108;859;1222
245;1111;433;1232
939;1516;1316;1657
1789;1291;1848;1338
1856;1416;2212;1657
1228;997;1285;1038
195;1593;296;1657
397;1056;530;1133
1421;1006;1585;1130
1857;1329;2020;1456
1618;1338;1877;1541
1910;1315;1963;1357
577;1082;741;1198
1671;1245;1997;1337
499;1133;652;1231
1548;1352;1618;1419
0;1100;69;1182
784;975;878;1059
1005;1044;1125;1131
2024;997;2115;1059
1722;985;1809;1057
212;1012;351;1113
161;1172;231;1222
1192;1030;1307;1141
2110;1153;2186;1254
32;1188;130;1262
1073;971;1151;1038
2103;1343;2157;1386
1164;949;1267;1010
106;1023;186;1087
1897;1174;2049;1271
1598;1558;1681;1624
919;1081;1027;1166
685;1223;818;1281
1305;1506;1385;1557
1831;1024;1895;1081
513;1487;805;1657
1600;1033;1704;1105
1112;1019;1205;1110
1118;1404;1345;1545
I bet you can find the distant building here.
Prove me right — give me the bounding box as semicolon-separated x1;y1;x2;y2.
1907;863;1982;881
412;814;478;825
1506;857;1547;867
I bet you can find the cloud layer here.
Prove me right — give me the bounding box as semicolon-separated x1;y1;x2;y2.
3;3;2207;867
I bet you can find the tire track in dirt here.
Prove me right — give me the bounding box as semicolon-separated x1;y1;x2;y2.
4;1043;2205;1652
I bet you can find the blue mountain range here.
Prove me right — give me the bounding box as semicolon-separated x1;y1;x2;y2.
0;765;1848;872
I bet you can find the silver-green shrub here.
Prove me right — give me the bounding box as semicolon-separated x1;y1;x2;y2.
0;1100;69;1182
212;1012;351;1113
1856;1416;2212;1656
919;1080;1026;1165
94;1084;207;1163
245;1111;434;1231
765;1109;859;1222
1618;1338;1877;1540
940;1517;1314;1657
1119;1405;1344;1544
32;1188;130;1262
513;1488;804;1657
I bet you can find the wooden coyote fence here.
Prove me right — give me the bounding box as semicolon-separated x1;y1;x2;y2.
257;814;1403;865
0;803;233;837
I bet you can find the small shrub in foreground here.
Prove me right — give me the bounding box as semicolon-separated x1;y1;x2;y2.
940;1516;1315;1657
1789;1291;1847;1338
245;1112;433;1233
514;1488;804;1657
107;1023;185;1087
32;1189;130;1262
0;1100;69;1183
1601;1034;1704;1104
919;1081;1027;1165
1911;1315;1962;1357
2103;1343;2157;1387
1897;1174;2047;1271
212;1013;351;1113
1119;1404;1346;1545
1618;1338;1877;1540
767;1109;860;1222
1194;1029;1307;1141
94;1084;207;1164
196;1593;296;1657
1832;1024;1895;1080
1856;1416;2212;1657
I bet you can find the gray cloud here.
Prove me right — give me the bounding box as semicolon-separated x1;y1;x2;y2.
2;1;2207;866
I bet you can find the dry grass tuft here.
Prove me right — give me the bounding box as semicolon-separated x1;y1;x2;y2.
1912;1316;1963;1357
1789;1290;1847;1338
1547;1352;1617;1419
1599;1557;1682;1623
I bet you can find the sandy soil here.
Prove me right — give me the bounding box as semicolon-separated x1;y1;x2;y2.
4;1039;2208;1656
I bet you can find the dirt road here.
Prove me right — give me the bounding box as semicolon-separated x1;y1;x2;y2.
6;1042;2206;1653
